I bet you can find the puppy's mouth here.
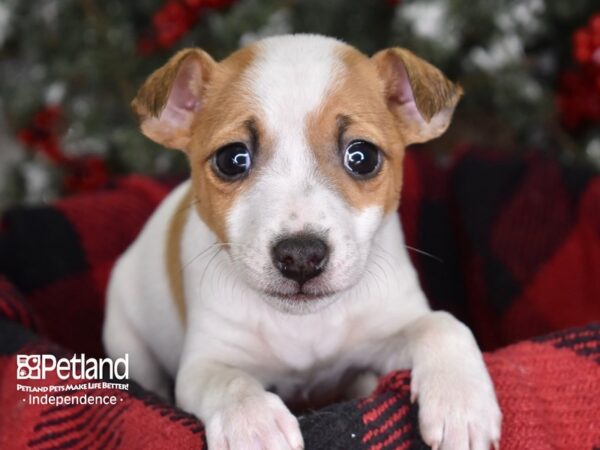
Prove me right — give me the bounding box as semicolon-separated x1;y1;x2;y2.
264;287;336;302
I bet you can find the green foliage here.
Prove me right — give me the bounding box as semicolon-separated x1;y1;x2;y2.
0;0;598;209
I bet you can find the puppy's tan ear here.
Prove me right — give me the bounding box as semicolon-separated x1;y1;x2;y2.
372;48;462;145
131;48;216;151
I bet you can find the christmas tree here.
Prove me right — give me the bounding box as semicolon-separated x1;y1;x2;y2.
1;0;599;210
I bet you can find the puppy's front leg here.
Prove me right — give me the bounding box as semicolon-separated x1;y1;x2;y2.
176;360;303;450
382;311;501;450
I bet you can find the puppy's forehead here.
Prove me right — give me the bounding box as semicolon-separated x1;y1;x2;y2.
244;35;347;132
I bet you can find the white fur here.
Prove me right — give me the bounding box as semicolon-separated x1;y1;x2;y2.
227;35;383;310
104;35;501;450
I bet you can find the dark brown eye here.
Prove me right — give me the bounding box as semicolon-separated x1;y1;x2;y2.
213;143;252;180
343;140;381;178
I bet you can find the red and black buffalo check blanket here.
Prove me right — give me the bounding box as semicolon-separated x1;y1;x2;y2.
0;148;599;449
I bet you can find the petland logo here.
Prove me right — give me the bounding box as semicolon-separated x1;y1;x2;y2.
17;354;129;380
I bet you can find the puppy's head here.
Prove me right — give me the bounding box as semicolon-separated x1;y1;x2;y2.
132;35;461;314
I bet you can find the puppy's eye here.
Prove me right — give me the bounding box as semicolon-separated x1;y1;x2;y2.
343;140;381;178
213;143;252;180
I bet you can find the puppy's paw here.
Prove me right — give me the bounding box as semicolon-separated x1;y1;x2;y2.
412;363;501;450
205;392;303;450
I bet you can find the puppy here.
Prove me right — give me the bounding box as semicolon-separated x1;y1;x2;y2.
103;34;501;450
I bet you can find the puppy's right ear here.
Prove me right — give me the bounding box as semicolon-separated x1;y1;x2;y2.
131;49;216;151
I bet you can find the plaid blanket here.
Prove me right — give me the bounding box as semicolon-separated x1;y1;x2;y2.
0;148;599;449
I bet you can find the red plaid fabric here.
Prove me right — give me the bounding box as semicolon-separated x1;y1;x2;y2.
0;148;599;449
401;148;600;350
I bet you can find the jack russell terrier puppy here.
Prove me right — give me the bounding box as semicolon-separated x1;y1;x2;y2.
104;34;501;450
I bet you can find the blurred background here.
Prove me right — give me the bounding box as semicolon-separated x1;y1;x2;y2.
0;0;599;211
0;0;598;363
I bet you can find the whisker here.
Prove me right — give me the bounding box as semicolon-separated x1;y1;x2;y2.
404;245;444;263
200;247;224;287
372;241;397;261
371;243;398;274
370;258;388;299
181;245;219;273
182;241;262;274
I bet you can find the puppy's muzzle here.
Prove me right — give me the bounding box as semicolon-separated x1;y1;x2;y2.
272;234;329;286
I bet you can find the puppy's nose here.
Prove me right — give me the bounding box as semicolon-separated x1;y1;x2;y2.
272;235;329;285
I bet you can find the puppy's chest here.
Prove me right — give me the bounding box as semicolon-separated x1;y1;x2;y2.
247;316;374;403
268;361;366;410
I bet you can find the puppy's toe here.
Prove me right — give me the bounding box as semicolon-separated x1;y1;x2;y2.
206;392;303;450
413;364;501;450
417;411;443;450
469;422;496;450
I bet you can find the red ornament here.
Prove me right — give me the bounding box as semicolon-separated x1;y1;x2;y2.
557;68;600;130
591;14;600;34
136;0;237;55
18;105;111;193
153;0;194;49
559;12;600;130
184;0;205;8
33;105;61;129
571;13;600;67
17;106;69;164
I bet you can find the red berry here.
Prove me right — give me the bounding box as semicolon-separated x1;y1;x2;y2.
575;47;591;64
590;14;600;34
33;106;61;129
574;29;591;48
17;129;35;146
184;0;204;9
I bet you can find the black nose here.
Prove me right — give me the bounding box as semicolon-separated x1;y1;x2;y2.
272;235;329;285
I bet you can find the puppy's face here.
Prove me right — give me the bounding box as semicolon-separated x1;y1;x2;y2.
132;35;461;313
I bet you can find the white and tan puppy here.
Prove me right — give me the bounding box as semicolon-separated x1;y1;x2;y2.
103;34;501;450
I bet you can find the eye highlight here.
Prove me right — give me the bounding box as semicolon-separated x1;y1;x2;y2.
343;140;381;178
213;143;252;180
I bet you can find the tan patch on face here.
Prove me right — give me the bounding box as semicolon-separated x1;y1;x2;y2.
165;186;194;326
132;44;272;243
185;45;273;242
306;47;406;214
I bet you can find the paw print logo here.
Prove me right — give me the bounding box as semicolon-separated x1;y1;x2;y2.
16;355;41;379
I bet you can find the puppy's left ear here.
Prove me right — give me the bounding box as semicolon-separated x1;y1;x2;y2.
131;48;216;151
372;48;463;145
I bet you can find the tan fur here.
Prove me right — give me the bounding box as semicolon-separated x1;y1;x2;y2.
373;48;463;144
166;186;194;325
306;47;406;214
132;49;217;151
132;46;265;243
373;48;462;122
187;46;271;242
132;41;460;241
135;41;461;317
136;46;267;325
307;45;461;214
